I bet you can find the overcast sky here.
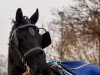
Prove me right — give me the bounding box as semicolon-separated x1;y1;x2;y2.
0;0;73;56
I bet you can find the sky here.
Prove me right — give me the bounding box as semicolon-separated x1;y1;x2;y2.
0;0;73;56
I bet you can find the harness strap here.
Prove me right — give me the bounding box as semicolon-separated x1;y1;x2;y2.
49;61;74;75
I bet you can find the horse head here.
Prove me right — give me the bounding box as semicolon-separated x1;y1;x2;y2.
9;8;51;75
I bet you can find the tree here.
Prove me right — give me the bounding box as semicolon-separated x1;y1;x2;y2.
47;0;100;65
0;54;7;75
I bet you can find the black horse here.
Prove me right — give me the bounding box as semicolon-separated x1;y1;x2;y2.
8;8;100;75
8;8;53;75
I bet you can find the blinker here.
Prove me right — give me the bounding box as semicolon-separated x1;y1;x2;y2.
29;27;35;36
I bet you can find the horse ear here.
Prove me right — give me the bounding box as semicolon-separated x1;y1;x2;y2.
30;9;39;24
16;8;23;24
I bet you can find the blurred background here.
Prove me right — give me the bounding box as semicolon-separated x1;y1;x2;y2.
0;0;100;75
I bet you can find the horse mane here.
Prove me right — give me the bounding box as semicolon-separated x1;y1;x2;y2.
8;19;26;75
9;20;16;39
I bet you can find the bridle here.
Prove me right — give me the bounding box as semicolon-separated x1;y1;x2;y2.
9;23;46;73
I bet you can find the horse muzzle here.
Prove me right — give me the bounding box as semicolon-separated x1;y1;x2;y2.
24;47;44;58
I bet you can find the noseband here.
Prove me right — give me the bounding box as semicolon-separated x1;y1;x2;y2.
9;24;46;73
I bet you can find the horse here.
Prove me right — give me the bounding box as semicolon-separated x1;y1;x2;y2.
8;8;52;75
8;8;100;75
